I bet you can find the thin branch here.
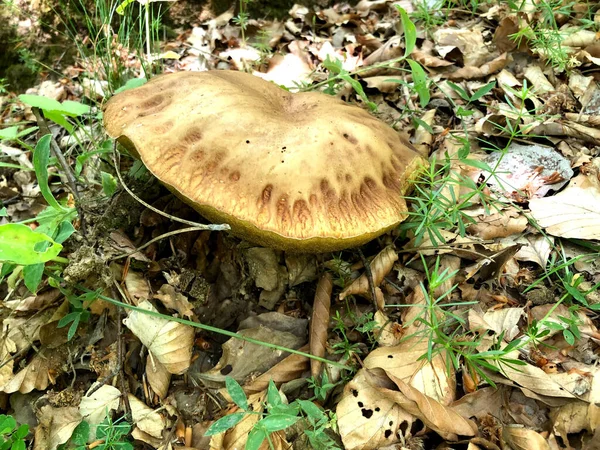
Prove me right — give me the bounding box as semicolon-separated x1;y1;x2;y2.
112;142;231;231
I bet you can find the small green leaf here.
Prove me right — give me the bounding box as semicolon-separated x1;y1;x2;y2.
266;380;281;408
23;263;44;293
563;329;575;345
225;377;248;411
114;78;147;94
297;400;325;421
257;414;301;433
246;427;267;450
116;0;136;14
19;95;90;117
11;440;25;450
407;60;430;107
0;224;62;265
101;172;117;197
0;208;6;217
397;7;416;57
447;81;470;101
413;117;434;134
69;421;89;445
0;415;16;435
203;412;245;436
54;221;75;244
33;135;66;211
0;127;19;140
471;81;496;101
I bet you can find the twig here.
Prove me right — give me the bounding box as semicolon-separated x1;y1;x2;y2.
112;142;231;231
32;107;87;237
108;226;213;261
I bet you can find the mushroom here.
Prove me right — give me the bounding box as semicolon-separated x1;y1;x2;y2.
103;70;426;252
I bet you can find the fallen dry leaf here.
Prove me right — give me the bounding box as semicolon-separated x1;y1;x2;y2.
146;357;171;400
337;369;414;450
385;372;477;440
529;173;600;239
340;246;398;301
242;345;309;396
79;384;121;441
502;426;551;450
34;405;82;450
310;273;332;378
128;394;166;439
364;336;455;404
123;300;194;375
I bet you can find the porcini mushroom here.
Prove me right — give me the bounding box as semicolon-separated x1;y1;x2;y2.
103;70;426;252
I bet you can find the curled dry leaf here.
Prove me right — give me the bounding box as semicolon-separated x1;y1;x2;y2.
552;400;591;441
79;384;121;441
146;357;171;400
124;271;151;304
34;405;82;450
482;307;524;341
310;273;332;378
447;52;509;80
502;426;551;450
123;300;194;375
433;27;490;67
242;345;310;396
3;349;54;394
385;372;477;440
339;246;398;300
154;284;195;319
198;325;305;386
373;310;402;347
364;336;455;404
0;335;16;390
337;369;414;450
528;120;600;144
524;65;555;95
487;349;587;400
128;394;166;439
513;234;553;269
589;370;600;431
529;173;600;239
413;109;436;158
3;308;57;353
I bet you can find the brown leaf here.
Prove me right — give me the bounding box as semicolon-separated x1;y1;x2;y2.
502;426;551;450
242;345;310;396
447;52;509;80
337;369;414;450
364;336;456;404
340;246;398;300
310;274;332;378
493;16;519;53
385;373;478;440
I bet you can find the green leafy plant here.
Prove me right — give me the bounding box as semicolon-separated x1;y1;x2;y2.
205;378;340;450
0;414;28;450
64;416;132;450
233;0;254;47
58;289;98;341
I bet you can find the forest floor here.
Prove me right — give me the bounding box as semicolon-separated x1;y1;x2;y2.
1;0;600;449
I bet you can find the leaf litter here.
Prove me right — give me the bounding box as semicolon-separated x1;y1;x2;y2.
2;0;600;449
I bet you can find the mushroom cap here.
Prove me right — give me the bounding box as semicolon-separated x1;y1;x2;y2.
103;70;426;252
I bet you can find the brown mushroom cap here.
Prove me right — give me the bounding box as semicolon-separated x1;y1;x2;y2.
103;70;426;252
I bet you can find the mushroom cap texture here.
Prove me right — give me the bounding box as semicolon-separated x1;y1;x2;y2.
103;70;426;252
